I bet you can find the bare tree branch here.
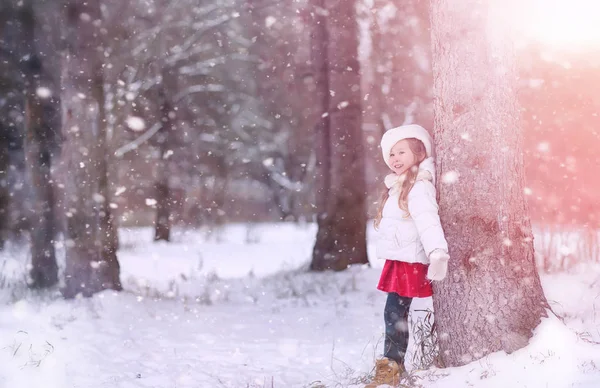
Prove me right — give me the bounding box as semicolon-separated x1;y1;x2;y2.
173;84;225;103
114;121;163;157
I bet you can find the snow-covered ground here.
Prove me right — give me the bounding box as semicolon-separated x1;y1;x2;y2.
1;223;600;388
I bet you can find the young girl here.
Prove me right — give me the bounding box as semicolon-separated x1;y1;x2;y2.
367;124;450;387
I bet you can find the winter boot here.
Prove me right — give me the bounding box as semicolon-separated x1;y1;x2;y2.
365;357;403;387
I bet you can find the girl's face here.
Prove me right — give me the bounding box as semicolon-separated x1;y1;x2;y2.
388;139;417;176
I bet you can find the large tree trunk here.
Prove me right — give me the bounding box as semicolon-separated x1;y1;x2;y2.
430;0;549;367
20;0;59;288
60;0;121;298
310;0;368;271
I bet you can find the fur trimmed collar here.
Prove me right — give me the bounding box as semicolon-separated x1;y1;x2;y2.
384;157;435;195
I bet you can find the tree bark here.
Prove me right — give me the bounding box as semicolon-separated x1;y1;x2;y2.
430;0;548;367
20;0;59;288
60;0;121;298
310;0;368;271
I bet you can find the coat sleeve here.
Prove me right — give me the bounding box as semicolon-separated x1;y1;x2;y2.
407;181;449;257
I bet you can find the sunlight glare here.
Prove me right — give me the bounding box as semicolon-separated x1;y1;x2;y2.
523;0;600;49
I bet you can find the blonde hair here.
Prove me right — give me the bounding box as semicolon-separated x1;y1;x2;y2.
374;138;428;229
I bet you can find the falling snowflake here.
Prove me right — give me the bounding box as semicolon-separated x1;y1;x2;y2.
265;16;277;28
90;261;103;269
92;193;105;203
337;101;349;109
529;79;544;88
36;87;52;99
442;171;459;184
126;116;146;132
537;142;550;152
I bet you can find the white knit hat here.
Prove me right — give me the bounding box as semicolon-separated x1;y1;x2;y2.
380;124;433;169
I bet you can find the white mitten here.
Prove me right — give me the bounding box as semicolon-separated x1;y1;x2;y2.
427;249;450;281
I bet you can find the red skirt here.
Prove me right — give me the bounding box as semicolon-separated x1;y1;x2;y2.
377;260;433;298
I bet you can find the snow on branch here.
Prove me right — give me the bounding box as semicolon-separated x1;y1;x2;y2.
114;121;163;157
191;12;235;31
174;84;225;103
178;53;259;76
165;43;213;67
266;168;303;192
160;14;236;67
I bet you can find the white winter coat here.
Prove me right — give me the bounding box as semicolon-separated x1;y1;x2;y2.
375;158;449;264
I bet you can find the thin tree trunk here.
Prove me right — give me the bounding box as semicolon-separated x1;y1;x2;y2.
92;61;121;289
154;180;170;241
212;159;228;228
20;0;59;288
154;70;176;242
0;122;11;248
60;0;121;298
310;0;330;217
430;0;548;367
310;0;368;271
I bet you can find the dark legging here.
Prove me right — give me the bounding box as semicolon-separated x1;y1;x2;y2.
383;292;413;364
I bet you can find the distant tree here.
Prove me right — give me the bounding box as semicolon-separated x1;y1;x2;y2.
153;68;177;241
241;0;317;221
19;0;60;288
0;0;27;246
366;0;433;132
60;0;121;297
310;0;368;271
106;0;252;234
